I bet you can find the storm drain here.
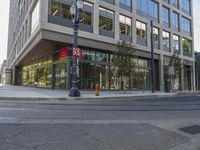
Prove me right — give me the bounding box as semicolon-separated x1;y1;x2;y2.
179;125;200;135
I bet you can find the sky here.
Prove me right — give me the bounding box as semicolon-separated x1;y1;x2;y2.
0;0;200;65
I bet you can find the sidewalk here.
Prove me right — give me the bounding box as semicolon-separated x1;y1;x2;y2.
0;84;178;101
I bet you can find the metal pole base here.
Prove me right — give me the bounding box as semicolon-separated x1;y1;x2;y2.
69;86;81;97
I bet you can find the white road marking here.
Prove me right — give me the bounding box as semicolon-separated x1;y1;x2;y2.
0;108;37;111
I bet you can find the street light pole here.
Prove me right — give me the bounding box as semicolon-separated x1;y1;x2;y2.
69;0;83;97
150;20;155;93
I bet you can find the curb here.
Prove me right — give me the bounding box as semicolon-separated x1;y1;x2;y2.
0;93;178;101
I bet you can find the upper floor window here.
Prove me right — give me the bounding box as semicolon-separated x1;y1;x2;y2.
162;0;169;4
172;12;179;30
172;0;179;8
99;7;114;32
162;30;170;51
182;17;191;35
182;38;192;55
136;21;147;46
101;0;114;5
173;34;180;52
50;0;72;19
162;6;170;27
153;27;159;49
119;15;132;36
80;2;93;26
120;0;131;10
31;1;40;33
182;0;191;15
136;0;159;22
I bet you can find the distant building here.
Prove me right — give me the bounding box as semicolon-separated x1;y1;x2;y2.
6;0;195;91
195;52;200;90
0;60;12;84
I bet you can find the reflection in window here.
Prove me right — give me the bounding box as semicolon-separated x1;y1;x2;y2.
119;15;131;36
80;2;93;26
173;12;179;30
50;0;61;17
163;0;169;3
162;6;170;27
136;21;147;46
153;27;159;49
172;0;179;8
136;0;159;22
182;38;192;55
120;0;131;9
173;34;180;52
99;7;114;31
31;1;40;33
182;0;191;15
162;31;170;51
182;17;191;35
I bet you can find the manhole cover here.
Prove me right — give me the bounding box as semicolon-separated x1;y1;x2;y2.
179;125;200;135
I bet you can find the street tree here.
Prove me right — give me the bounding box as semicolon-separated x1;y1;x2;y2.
112;41;136;90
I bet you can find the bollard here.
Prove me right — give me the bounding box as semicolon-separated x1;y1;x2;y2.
95;84;100;96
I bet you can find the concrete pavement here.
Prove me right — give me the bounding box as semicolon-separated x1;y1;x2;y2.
0;84;178;101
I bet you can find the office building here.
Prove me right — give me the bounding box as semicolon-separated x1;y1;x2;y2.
6;0;195;91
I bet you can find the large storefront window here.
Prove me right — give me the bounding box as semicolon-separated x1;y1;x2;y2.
80;50;109;90
22;59;52;88
21;47;159;91
110;57;151;91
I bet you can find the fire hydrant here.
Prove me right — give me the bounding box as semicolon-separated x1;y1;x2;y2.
95;84;100;96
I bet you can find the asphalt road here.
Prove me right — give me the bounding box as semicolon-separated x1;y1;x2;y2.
0;94;200;150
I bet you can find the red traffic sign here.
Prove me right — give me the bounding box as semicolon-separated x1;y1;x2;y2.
73;48;82;57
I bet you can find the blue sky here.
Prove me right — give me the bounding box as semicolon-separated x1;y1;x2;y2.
0;0;200;64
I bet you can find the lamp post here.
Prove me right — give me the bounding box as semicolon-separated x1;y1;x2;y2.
150;20;155;93
69;0;83;97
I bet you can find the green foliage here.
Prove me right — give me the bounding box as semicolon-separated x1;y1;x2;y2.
112;41;136;78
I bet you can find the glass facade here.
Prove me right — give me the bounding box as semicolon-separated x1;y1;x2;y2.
163;0;169;4
172;11;179;30
120;0;132;10
162;30;170;51
182;17;191;35
136;21;147;46
22;59;53;88
20;46;159;91
173;34;180;53
172;0;179;8
162;6;170;27
136;0;159;22
182;0;191;15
